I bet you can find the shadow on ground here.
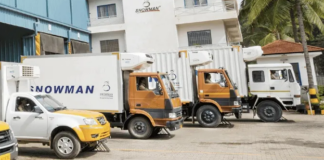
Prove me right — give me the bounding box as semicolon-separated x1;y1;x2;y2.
18;147;98;159
110;131;176;140
183;122;234;128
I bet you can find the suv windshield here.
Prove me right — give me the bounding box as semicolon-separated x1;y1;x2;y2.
160;75;179;98
35;95;66;112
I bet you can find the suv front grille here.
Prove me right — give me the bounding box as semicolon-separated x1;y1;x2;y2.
0;130;10;144
97;117;107;125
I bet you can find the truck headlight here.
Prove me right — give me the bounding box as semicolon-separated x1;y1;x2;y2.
169;113;177;118
9;129;14;140
234;101;239;106
83;118;98;125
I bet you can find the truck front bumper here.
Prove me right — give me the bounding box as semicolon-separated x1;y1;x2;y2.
0;142;18;160
10;143;18;160
166;117;184;131
232;106;242;113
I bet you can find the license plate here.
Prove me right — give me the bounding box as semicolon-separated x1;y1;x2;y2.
0;153;10;160
180;124;183;128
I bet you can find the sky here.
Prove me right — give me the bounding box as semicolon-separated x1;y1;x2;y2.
237;0;242;9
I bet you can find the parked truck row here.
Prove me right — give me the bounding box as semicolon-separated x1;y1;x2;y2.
141;46;304;126
0;46;304;159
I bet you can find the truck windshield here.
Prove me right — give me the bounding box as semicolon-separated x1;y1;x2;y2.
35;95;66;112
160;75;179;98
225;71;237;89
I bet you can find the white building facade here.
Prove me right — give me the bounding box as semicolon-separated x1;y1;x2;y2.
87;0;242;53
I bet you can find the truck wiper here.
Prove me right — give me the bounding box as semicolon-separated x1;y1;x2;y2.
60;106;67;110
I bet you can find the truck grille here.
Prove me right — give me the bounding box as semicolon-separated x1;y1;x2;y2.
0;130;10;144
176;111;182;117
97;117;107;125
0;146;12;154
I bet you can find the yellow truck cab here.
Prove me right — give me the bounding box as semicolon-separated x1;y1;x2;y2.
127;72;183;138
0;121;18;160
0;63;110;159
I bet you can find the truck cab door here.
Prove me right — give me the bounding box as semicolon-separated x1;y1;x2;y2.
6;96;48;140
249;70;270;97
132;76;165;117
269;69;291;97
288;68;301;105
200;72;230;106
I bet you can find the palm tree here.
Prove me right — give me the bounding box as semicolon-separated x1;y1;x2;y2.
240;0;324;44
296;0;318;104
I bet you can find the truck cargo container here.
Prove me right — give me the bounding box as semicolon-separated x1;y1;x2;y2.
22;53;183;139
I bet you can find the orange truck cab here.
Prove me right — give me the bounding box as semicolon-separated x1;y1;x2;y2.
126;72;183;138
181;51;242;127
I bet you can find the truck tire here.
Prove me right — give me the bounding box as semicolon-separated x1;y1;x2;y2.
53;131;81;159
196;105;221;127
235;112;242;119
257;101;282;122
128;117;153;139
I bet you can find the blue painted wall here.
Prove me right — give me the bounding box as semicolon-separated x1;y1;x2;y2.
71;0;88;29
0;0;89;30
17;0;47;17
48;0;71;25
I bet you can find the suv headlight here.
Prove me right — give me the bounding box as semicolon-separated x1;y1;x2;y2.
169;113;176;118
234;101;239;106
83;118;98;125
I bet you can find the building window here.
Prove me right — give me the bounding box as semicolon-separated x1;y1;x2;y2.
187;30;212;46
97;4;117;19
100;39;119;52
252;71;265;82
184;0;208;7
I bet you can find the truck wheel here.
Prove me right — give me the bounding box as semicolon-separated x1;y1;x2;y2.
128;117;153;139
257;101;282;122
151;128;162;137
196;105;221;127
235;112;242;119
53;131;81;159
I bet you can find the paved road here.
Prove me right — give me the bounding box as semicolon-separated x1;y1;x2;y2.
18;112;324;160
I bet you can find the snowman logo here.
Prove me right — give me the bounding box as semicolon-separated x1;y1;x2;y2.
169;70;177;81
143;0;150;7
103;81;110;92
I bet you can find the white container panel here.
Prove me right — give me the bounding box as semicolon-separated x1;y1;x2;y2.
22;54;124;113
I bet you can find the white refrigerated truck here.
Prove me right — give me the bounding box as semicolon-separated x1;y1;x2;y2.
22;53;183;139
0;62;111;159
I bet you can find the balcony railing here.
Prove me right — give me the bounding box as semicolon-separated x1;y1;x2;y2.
88;15;125;27
174;1;237;17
